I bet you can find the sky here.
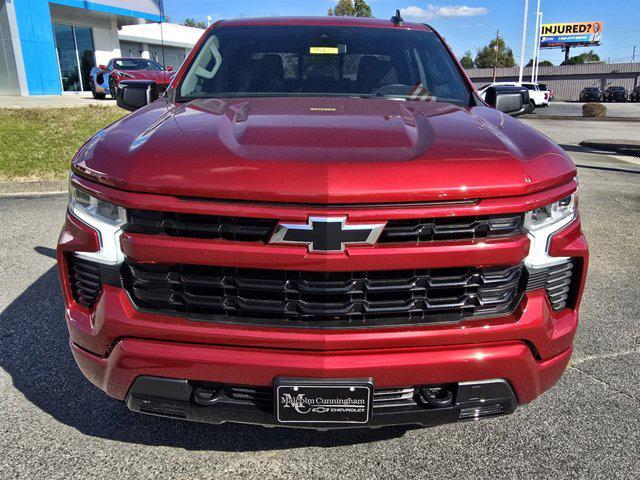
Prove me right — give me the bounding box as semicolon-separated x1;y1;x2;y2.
163;0;639;66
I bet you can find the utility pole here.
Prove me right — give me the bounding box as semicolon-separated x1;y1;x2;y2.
518;0;529;83
492;29;500;83
531;0;541;82
633;46;636;63
534;11;543;83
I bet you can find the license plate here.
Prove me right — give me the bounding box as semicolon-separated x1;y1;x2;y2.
275;378;373;425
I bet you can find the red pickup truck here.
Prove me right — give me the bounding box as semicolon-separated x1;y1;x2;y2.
58;14;588;429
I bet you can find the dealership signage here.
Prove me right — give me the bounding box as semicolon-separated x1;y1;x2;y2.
540;21;603;48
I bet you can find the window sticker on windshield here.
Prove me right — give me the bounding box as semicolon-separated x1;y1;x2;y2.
310;47;339;55
309;45;347;55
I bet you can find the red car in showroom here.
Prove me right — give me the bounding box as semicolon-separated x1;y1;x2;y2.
89;57;174;99
59;13;588;429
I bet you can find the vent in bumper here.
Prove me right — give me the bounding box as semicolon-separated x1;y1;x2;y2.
67;256;102;307
459;404;505;420
123;262;525;327
66;255;122;308
198;385;418;411
526;259;577;311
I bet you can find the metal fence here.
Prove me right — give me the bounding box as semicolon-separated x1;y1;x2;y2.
465;62;640;100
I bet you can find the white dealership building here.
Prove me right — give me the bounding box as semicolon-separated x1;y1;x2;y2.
0;0;204;96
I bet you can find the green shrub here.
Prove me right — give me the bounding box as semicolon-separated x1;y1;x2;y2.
582;102;607;118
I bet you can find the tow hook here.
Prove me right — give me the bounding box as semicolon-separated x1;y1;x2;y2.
419;386;454;408
192;383;223;406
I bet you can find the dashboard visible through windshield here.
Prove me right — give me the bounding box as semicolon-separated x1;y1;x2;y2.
178;25;471;105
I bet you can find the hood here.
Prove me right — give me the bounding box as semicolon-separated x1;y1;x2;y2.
119;70;171;84
73;97;576;203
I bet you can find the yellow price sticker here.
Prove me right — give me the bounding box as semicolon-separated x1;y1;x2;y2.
310;47;339;55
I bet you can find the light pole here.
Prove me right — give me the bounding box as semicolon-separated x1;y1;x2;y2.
518;0;529;83
534;12;543;82
531;0;541;82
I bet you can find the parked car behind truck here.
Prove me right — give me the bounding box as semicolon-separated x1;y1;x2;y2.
580;87;603;102
478;82;549;111
59;15;588;430
603;86;628;102
89;57;174;99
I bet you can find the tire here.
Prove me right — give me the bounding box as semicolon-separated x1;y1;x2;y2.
90;80;106;100
529;100;536;112
109;78;117;99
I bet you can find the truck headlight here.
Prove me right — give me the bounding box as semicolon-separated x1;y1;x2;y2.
524;194;576;232
524;193;578;268
68;183;126;264
69;184;126;226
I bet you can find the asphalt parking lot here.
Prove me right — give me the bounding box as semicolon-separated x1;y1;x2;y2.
529;101;640;118
1;122;639;479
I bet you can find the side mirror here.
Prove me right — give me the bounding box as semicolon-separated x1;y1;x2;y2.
167;66;173;72
98;65;107;70
116;80;159;112
484;85;528;117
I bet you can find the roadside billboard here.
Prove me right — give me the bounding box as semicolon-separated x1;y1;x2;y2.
540;21;603;48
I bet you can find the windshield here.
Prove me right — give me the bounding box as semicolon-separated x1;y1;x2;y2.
178;26;471;105
114;59;164;71
585;87;599;92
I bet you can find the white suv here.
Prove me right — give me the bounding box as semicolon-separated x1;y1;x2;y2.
478;82;550;111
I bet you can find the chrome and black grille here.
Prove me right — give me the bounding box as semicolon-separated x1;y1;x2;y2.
526;259;577;311
123;262;525;327
126;209;278;242
125;210;524;244
378;214;524;243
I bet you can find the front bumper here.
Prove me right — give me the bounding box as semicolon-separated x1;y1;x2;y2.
124;376;519;428
58;178;588;428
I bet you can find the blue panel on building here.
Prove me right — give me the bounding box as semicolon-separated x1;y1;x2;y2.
13;0;61;94
12;0;164;95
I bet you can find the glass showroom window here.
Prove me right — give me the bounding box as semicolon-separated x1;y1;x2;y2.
53;24;96;92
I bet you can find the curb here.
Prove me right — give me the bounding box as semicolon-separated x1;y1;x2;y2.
579;140;640;156
525;115;640;122
0;180;67;197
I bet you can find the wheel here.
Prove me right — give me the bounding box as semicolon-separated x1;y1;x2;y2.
90;80;106;100
529;100;536;112
109;78;117;99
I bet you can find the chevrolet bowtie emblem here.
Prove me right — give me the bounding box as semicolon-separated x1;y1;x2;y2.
269;216;386;253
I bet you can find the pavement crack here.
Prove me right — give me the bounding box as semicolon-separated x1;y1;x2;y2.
570;364;639;402
570;348;640;366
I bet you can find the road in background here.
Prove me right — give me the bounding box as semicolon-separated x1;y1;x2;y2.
0;94;115;109
0;132;638;479
530;101;640;118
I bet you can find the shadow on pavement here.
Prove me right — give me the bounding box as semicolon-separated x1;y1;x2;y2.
0;250;410;451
